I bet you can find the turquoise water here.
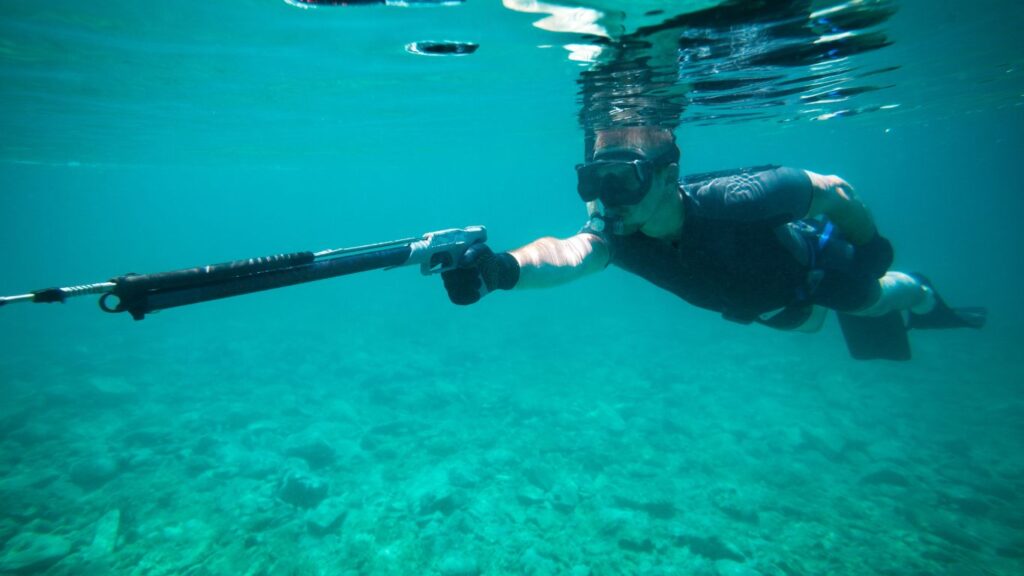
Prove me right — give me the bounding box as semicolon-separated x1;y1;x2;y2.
1;1;1023;574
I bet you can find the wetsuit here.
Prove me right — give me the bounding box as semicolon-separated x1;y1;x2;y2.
583;166;878;326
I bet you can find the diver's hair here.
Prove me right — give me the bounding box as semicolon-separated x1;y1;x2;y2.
592;127;678;163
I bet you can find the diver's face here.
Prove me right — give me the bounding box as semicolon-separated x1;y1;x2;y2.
576;156;656;206
577;143;679;208
605;162;679;233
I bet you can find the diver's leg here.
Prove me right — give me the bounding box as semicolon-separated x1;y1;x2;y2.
828;273;911;360
853;271;934;317
854;271;986;328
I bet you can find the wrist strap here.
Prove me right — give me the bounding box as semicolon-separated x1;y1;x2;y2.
481;252;520;291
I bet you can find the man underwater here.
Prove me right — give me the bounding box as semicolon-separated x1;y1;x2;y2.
441;127;985;360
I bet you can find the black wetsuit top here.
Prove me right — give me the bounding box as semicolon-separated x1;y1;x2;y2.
584;166;862;323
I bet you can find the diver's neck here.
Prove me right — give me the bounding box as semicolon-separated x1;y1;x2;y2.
641;187;685;240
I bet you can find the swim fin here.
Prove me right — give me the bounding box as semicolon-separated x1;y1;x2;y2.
906;274;987;330
837;311;911;361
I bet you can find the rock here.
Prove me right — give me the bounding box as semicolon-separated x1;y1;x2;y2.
996;540;1024;558
943;493;991;518
407;467;466;523
675;533;744;562
524;464;556;491
88;509;121;556
613;494;675;519
483;449;516;467
447;464;482;489
993;507;1024;530
85;375;137;401
184;454;217;478
519;547;556;576
618;536;655;553
424;436;460;458
417;483;464;517
516;485;547;507
438;552;480;576
229;450;281;480
973;480;1017;503
715;502;759;525
715;559;763;576
232;490;275;517
0;532;72;572
860;469;911;487
8;421;56;445
191;435;221;457
795;428;843;462
364;420;421;438
69;455;119;489
624;463;664;479
551;480;579;512
929;520;983;551
137;519;214;572
278;471;328;508
285;436;336;470
120;428;175;451
710;488;759;525
77;509;121;573
597;508;635;535
306;497;348;536
591;403;627;433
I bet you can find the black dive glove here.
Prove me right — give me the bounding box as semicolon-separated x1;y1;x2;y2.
442;243;520;305
853;231;894;279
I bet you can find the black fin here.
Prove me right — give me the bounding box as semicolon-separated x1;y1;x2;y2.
838;311;911;361
906;274;987;330
908;305;987;329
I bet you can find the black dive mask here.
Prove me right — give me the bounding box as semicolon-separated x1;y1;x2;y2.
575;147;679;207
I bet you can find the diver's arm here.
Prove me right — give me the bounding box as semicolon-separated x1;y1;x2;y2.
804;171;876;244
510;233;609;289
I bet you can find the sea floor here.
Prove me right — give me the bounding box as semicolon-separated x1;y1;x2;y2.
1;303;1022;575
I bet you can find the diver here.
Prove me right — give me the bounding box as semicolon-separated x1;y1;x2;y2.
440;126;985;360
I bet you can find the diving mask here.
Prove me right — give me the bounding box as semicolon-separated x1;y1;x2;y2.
575;146;679;207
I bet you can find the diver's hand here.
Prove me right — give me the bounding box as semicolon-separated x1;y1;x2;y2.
442;243;520;305
853;231;893;279
806;172;855;199
805;171;877;245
